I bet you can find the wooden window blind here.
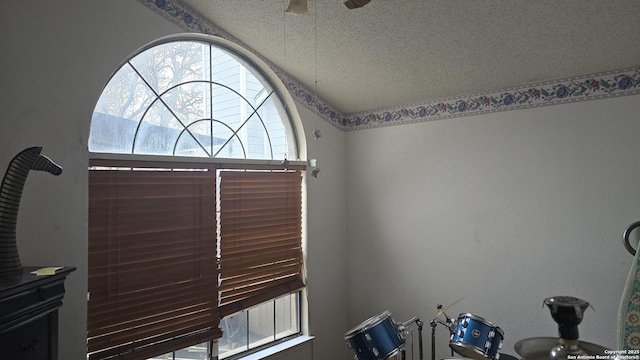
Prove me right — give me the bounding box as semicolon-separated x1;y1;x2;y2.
88;168;221;360
218;171;305;317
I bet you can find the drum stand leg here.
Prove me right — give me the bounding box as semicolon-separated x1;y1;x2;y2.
417;319;424;360
400;317;425;360
430;314;455;360
430;319;437;360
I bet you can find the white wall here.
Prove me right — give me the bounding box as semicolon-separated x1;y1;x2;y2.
1;1;347;359
298;103;348;359
345;95;640;358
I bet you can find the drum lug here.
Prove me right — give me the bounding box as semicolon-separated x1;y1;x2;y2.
373;347;379;357
458;330;465;338
365;333;372;342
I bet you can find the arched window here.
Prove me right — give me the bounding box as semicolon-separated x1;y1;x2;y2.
89;35;301;160
87;34;306;360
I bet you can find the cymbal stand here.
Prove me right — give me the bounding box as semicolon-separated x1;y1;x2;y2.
400;316;424;360
430;304;457;360
430;318;437;360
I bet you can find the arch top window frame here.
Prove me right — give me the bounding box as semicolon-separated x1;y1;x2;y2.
89;33;307;164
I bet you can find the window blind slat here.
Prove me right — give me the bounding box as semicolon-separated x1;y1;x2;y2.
220;277;306;317
88;270;216;310
88;296;214;330
89;326;220;360
88;302;214;338
220;265;303;289
220;250;302;273
220;236;302;254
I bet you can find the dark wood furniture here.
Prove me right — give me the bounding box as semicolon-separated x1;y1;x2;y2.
0;267;75;360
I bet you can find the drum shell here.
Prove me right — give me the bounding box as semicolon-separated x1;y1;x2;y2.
345;311;405;360
450;313;504;360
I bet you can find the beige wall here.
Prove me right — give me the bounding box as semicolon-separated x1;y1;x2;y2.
1;1;346;359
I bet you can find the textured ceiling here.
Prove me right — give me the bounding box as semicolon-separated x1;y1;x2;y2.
177;0;640;115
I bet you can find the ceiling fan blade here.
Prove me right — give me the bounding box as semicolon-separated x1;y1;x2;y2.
343;0;371;9
286;0;309;15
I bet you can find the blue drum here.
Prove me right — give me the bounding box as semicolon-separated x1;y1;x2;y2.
450;313;504;360
345;311;405;360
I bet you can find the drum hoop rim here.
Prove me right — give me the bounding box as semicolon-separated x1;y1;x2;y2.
344;310;393;338
450;341;496;359
380;346;404;360
457;313;504;336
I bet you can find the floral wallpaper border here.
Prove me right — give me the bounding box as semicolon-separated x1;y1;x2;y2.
140;0;640;131
348;68;640;130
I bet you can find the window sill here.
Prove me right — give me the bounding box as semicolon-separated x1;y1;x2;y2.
235;335;314;360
